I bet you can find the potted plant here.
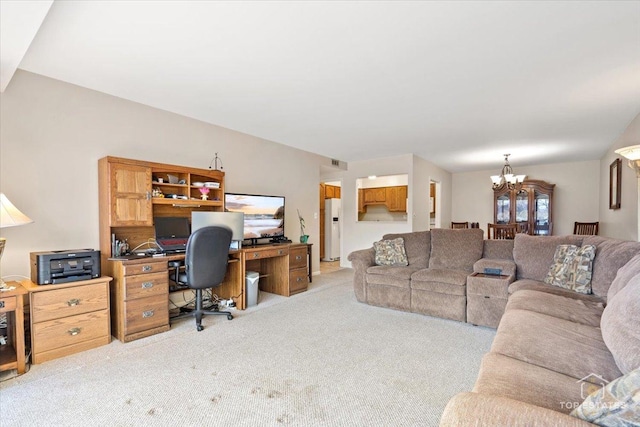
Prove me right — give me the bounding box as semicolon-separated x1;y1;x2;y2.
297;209;309;243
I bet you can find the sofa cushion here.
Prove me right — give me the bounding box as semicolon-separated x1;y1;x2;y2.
473;352;590;414
382;231;430;268
607;252;640;301
491;309;622;382
506;289;604;327
482;239;515;260
410;269;467;296
428;228;484;273
544;244;596;294
366;267;415;289
601;274;640;374
373;237;408;266
509;279;606;303
571;367;640;425
513;234;584;281
583;235;640;299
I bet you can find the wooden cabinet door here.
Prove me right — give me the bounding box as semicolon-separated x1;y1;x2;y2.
110;163;152;226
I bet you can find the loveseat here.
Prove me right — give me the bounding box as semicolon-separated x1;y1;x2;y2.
348;231;640;425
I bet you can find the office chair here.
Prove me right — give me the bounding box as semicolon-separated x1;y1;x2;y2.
177;225;234;331
574;221;599;235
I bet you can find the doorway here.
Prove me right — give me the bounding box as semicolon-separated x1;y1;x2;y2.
430;180;442;229
319;181;342;264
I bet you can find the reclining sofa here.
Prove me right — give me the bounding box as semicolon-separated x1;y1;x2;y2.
348;229;640;426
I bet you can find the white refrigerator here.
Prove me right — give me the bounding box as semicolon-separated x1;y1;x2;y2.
324;198;341;261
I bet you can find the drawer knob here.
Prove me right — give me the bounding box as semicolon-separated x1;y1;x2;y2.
142;265;152;272
67;298;80;306
295;255;302;260
297;277;302;282
141;281;154;289
0;301;4;309
142;310;155;318
253;253;260;258
68;327;81;336
279;250;284;255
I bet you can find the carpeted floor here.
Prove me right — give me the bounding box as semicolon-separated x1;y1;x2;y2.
0;269;495;426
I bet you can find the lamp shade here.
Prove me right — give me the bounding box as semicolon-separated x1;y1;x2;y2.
615;145;640;161
0;193;33;228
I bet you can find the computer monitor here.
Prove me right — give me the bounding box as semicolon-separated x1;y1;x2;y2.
191;211;245;249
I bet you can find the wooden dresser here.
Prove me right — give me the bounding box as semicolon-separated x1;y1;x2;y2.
22;277;112;364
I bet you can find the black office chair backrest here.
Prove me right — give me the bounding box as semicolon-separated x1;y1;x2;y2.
184;226;232;290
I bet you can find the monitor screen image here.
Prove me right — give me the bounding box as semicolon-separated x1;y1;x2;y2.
191;211;244;242
224;193;285;240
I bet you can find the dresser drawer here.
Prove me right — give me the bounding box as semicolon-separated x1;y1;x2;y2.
0;295;17;313
124;294;169;335
247;247;288;260
32;308;110;354
289;268;309;294
123;272;168;300
289;247;308;270
31;283;108;323
122;261;167;276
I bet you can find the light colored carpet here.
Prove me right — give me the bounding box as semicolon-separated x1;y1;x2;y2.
1;269;495;426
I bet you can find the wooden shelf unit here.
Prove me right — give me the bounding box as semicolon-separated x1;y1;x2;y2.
0;283;28;374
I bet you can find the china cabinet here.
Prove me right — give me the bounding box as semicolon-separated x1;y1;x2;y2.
493;179;554;235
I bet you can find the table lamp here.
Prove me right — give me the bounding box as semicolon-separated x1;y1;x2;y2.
0;193;33;288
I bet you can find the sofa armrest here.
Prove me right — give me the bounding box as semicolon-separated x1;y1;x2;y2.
440;392;594;427
473;258;517;277
347;248;375;302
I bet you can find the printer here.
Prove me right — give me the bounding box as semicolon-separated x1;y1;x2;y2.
30;249;101;285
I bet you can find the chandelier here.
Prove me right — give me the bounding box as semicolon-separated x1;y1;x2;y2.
490;154;526;190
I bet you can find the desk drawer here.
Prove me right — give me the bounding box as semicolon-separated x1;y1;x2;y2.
32;308;110;354
123;261;167;276
31;283;108;323
247;247;288;260
123;272;168;300
124;294;168;335
289;247;308;270
0;295;17;313
289;268;309;294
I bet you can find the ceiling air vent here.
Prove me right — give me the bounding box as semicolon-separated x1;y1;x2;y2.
331;159;340;167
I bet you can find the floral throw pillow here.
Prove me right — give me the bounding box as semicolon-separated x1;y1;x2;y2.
544;244;596;294
373;237;408;266
571;367;640;426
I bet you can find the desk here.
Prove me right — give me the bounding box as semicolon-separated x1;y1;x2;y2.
0;283;28;374
106;243;311;342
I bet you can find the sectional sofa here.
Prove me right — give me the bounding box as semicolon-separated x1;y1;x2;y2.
348;230;640;426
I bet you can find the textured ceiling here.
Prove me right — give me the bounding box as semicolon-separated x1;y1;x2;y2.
5;1;640;172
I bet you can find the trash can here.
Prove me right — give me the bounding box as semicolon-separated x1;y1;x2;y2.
246;271;260;307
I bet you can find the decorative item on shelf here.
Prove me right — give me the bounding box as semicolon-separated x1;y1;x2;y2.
615;145;640;177
199;187;210;200
297;209;309;244
490;154;526;191
152;187;164;198
208;152;224;171
0;193;33;288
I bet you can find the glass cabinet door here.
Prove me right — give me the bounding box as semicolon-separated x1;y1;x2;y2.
496;192;510;223
533;191;551;235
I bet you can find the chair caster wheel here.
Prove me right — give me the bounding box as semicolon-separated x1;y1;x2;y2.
197;325;204;331
227;314;234;320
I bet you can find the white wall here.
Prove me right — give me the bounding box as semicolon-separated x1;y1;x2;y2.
599;113;640;241
0;71;332;278
452;160;601;236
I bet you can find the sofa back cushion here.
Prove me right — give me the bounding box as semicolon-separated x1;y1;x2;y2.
601;273;640;374
608;252;640;301
429;228;484;273
482;239;515;260
513;234;584;281
583;236;640;299
382;231;430;269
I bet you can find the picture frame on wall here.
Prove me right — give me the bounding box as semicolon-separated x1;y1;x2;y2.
609;158;621;210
